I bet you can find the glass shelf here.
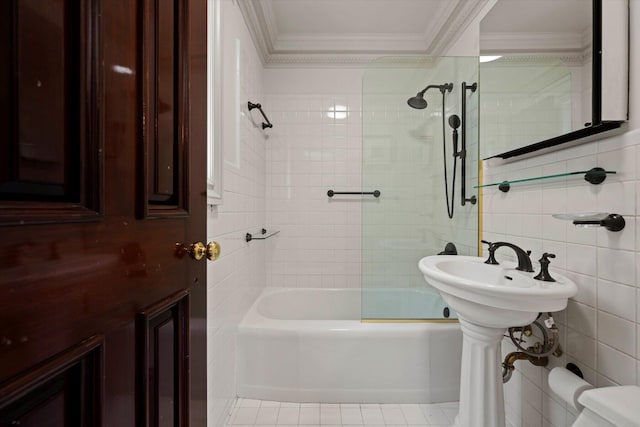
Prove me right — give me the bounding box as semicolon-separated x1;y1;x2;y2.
475;168;616;193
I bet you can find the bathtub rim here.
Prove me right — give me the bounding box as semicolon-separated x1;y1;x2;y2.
244;287;460;325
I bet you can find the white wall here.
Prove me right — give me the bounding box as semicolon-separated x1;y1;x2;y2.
206;0;267;425
482;2;640;426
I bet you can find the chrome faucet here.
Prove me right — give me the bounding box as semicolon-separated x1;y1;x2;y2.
481;240;534;272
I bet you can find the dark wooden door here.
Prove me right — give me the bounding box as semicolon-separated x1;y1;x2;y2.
0;0;209;425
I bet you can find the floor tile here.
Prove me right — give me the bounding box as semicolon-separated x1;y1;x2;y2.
340;407;363;424
361;406;385;425
232;407;259;425
400;405;427;425
360;404;381;409
256;407;279;424
281;402;301;409
226;399;461;427
301;403;320;408
240;398;263;408
277;407;300;425
381;405;406;425
299;407;320;424
261;401;282;408
420;405;450;425
320;407;341;424
341;404;360;409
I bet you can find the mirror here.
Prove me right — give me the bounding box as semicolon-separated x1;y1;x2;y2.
479;0;628;160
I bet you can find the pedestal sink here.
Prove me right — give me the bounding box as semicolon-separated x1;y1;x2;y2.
418;255;577;427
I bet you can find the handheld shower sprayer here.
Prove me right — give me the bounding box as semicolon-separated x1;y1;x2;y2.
448;114;461;157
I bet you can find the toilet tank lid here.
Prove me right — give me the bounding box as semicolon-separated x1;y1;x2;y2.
577;385;640;427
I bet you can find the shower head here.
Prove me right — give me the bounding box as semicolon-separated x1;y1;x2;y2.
407;83;453;110
407;93;428;109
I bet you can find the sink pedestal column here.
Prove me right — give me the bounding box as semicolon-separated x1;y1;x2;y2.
453;317;506;427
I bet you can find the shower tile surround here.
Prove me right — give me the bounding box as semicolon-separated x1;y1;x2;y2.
263;68;364;289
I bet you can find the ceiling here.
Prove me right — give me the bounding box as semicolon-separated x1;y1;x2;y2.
237;0;589;67
237;0;492;66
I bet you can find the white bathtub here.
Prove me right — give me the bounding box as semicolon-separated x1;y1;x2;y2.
237;288;462;403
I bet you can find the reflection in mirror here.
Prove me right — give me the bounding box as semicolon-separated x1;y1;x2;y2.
479;57;577;158
479;0;628;160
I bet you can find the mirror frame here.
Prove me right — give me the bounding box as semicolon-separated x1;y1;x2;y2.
483;0;628;160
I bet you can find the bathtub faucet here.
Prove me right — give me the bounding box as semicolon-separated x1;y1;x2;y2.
438;242;457;255
481;240;534;272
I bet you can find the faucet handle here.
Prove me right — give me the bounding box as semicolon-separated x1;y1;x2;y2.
481;240;499;265
534;253;556;282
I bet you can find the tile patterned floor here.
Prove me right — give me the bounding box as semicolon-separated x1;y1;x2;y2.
226;399;460;427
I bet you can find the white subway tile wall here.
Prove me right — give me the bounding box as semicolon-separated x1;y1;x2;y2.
263;69;364;289
487;129;640;427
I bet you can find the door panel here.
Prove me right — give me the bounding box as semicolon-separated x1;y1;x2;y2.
142;0;188;212
0;0;208;425
0;0;99;221
0;336;102;427
136;290;189;427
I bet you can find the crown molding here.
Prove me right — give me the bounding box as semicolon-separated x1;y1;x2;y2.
263;54;438;69
258;0;280;48
427;0;492;54
265;53;387;68
236;0;272;63
272;33;428;53
238;0;491;66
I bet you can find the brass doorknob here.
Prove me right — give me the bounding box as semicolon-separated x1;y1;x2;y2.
185;242;207;261
206;241;221;261
175;241;221;261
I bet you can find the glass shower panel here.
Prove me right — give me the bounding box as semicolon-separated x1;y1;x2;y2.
361;57;479;320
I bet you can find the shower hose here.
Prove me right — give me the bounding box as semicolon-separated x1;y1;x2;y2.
441;93;457;219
